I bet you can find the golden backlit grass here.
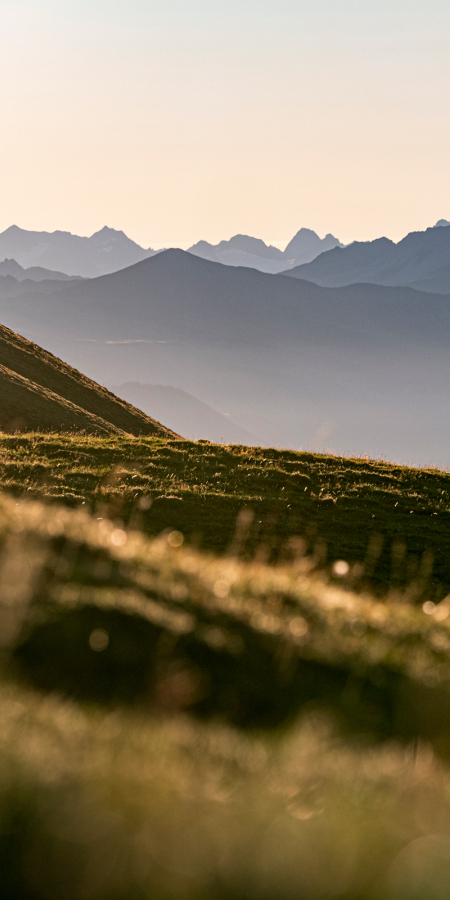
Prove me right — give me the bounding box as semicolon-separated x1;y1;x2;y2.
1;441;450;897
1;432;450;599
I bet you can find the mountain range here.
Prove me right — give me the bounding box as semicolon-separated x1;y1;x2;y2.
188;229;342;273
2;220;450;289
0;258;80;282
0;248;449;465
286;220;450;293
0;225;343;278
0;226;157;278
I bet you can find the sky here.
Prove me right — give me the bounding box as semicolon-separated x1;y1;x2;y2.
1;0;450;249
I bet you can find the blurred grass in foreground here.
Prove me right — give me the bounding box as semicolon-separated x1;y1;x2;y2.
3;492;450;735
3;680;450;900
2;493;450;897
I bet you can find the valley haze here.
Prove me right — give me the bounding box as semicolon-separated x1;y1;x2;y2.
1;220;450;467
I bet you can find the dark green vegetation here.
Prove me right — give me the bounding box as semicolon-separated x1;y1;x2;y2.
3;433;450;898
1;432;450;600
0;321;175;436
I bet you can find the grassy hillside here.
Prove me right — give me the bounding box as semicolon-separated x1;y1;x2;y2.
2;492;450;897
0;363;126;434
0;321;176;437
3;430;450;899
3;489;450;732
1;432;450;600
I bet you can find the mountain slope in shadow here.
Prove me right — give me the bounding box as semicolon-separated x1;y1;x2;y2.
0;364;125;435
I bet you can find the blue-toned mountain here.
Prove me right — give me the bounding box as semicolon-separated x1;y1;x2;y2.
285;222;450;294
0;248;449;464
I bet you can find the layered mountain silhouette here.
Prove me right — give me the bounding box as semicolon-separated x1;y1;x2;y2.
285;221;450;293
2;220;449;288
0;224;343;279
0;259;80;282
0;274;85;303
1;246;448;348
111;383;260;445
0;321;175;437
188;229;342;273
0;226;157;278
0;249;449;464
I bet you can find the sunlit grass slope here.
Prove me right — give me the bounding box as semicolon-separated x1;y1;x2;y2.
2;493;450;897
1;432;450;599
0;363;129;435
0;321;176;436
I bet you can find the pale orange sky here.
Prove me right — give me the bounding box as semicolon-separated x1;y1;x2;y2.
1;0;450;248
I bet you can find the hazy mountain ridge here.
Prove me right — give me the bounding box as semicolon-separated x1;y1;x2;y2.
0;273;85;301
0;225;157;278
285;221;450;293
4;247;448;347
188;228;342;273
1;219;448;284
0;258;81;282
0;224;343;279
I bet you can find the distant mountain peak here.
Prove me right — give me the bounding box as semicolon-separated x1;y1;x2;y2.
188;227;344;273
0;258;25;277
92;226;127;238
189;234;283;261
289;227;318;238
223;234;283;259
2;225;24;236
0;225;157;278
283;229;343;263
284;222;450;292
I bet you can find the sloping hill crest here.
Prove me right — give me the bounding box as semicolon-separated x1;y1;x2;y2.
0;321;176;437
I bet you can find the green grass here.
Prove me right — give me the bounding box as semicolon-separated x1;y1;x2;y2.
1;433;450;599
0;320;174;437
3;435;450;897
2;489;450;740
1;493;450;897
